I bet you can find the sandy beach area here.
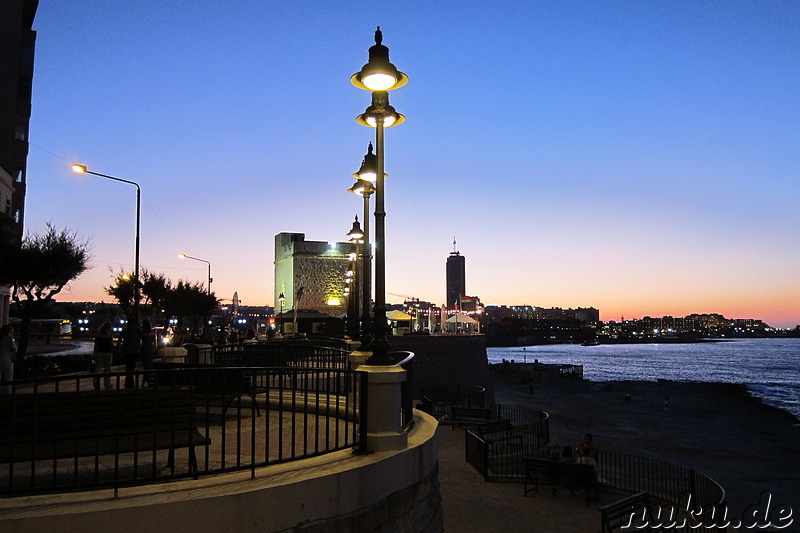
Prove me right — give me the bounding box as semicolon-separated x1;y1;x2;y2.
491;370;800;522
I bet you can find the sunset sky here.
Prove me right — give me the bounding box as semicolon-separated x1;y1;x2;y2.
23;1;800;328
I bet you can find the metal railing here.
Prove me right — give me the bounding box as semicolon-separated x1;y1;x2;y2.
596;450;726;511
418;384;487;421
193;341;352;369
0;367;366;496
462;404;550;481
394;352;415;430
464;427;725;516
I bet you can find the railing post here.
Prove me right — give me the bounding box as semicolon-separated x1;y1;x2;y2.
359;364;407;452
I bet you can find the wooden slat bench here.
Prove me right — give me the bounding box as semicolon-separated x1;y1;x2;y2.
153;365;265;417
0;387;210;476
523;456;598;505
450;406;492;429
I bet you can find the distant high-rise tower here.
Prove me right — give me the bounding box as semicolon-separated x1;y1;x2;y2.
446;238;466;309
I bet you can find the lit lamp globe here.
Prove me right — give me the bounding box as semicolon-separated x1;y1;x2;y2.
347;178;376;197
347;217;364;242
356;97;405;128
350;26;408;92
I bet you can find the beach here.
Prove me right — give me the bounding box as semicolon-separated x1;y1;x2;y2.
492;371;800;522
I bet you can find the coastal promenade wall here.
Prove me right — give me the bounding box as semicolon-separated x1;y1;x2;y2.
0;412;442;533
389;335;493;398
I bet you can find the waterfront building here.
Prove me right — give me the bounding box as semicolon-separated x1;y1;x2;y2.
483;305;598;325
273;232;357;320
445;249;465;310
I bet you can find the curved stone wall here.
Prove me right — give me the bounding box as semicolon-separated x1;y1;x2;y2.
389;334;493;400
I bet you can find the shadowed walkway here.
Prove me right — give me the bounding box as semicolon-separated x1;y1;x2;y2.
437;424;618;532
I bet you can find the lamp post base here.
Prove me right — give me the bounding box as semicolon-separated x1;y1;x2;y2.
366;336;394;365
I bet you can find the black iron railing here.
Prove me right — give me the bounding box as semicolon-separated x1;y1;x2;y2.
194;342;352;369
461;404;550;481
394;351;415;430
418;384;487;420
596;450;725;512
464;425;725;517
0;367;366;496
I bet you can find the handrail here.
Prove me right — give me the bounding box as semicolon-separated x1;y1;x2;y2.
0;365;364;496
391;351;415;431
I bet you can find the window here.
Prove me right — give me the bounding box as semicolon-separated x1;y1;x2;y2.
14;122;27;141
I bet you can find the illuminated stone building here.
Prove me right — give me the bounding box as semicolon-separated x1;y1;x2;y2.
273;232;356;318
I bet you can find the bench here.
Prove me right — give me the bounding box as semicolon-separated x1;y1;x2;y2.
153;365;265;417
523;456;598;505
0;387;210;476
599;491;669;532
450;406;492;429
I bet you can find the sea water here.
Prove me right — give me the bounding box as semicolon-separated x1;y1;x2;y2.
488;338;800;421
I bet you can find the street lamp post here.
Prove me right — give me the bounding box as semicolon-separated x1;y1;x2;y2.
346;216;364;338
348;144;378;349
277;292;285;336
352;27;406;365
178;253;213;294
71;164;142;322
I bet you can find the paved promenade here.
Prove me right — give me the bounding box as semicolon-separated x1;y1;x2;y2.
437;424;618;532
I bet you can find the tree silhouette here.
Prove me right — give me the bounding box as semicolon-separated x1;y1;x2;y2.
0;224;91;359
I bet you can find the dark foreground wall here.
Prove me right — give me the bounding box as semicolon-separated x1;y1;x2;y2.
389;335;493;398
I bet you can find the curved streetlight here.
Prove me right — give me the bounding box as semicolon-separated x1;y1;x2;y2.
178;253;212;294
72;164;142;322
352;27;407;365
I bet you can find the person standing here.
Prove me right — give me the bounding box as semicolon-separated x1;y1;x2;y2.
140;319;157;371
120;320;143;388
576;433;597;459
0;325;17;394
93;321;114;390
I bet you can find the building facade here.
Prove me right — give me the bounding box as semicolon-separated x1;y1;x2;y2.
445;250;465;309
0;0;37;243
0;167;13;325
273;232;357;318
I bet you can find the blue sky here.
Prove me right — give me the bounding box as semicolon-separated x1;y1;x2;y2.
23;1;800;327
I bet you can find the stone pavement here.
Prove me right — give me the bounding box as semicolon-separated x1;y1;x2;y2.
437;425;618;533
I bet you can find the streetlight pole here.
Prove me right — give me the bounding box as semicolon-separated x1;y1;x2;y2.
178;253;213;294
348;144;377;350
351;27;407;365
71;164;142;323
346;217;364;338
277;292;285;336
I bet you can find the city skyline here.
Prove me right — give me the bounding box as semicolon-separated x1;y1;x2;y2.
20;2;800;328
